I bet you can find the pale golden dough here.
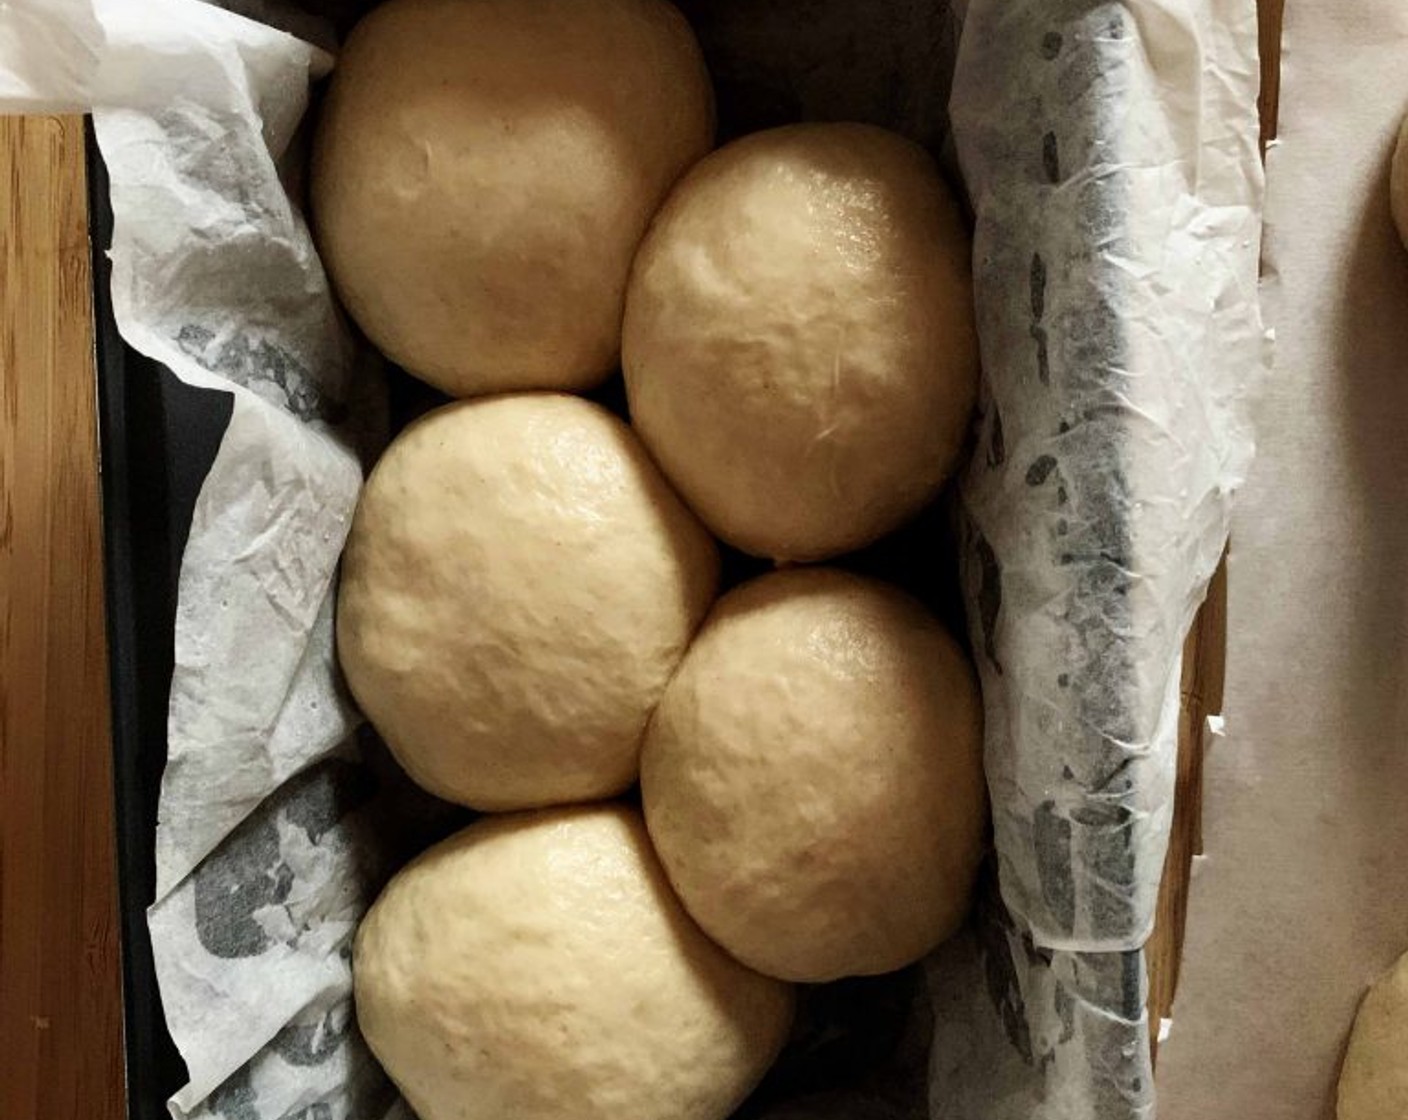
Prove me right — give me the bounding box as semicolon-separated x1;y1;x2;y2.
623;122;977;562
311;0;713;396
641;567;987;983
355;805;795;1120
1393;112;1408;251
337;393;718;810
1338;949;1408;1120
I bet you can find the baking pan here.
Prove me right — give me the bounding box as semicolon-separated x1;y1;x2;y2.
88;115;973;1120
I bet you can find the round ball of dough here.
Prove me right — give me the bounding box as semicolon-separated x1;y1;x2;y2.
622;122;977;562
641;568;987;983
355;805;796;1120
1338;949;1408;1120
338;393;719;810
1392;111;1408;251
312;0;714;396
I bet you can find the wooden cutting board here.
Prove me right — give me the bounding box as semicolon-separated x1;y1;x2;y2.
0;114;124;1120
0;2;1284;1112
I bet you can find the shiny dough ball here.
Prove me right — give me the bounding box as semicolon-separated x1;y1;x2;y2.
641;567;987;983
312;0;714;396
623;122;977;562
355;805;796;1120
337;393;719;810
1393;111;1408;250
1338;949;1408;1120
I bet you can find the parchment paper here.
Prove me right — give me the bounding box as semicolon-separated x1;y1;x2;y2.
926;3;1264;1118
1156;3;1408;1117
1;1;1264;1118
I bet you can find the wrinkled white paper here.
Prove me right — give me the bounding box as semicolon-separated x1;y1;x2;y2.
0;0;1263;1117
935;1;1264;1118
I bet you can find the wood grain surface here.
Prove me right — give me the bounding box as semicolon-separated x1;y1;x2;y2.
0;114;125;1120
1148;561;1227;1061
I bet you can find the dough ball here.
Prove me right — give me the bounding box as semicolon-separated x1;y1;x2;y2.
338;393;719;810
312;0;714;396
641;568;987;982
355;805;796;1120
1338;949;1408;1120
1392;112;1408;251
623;122;977;562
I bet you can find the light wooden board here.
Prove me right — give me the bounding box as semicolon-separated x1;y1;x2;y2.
0;114;125;1120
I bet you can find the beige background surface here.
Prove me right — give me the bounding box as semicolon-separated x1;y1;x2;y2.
1157;2;1408;1117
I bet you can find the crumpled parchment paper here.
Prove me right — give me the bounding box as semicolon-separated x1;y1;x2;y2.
0;0;1263;1117
934;1;1264;1118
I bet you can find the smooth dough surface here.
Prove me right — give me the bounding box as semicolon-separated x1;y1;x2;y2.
312;0;713;396
337;393;719;810
623;122;977;562
1338;949;1408;1120
641;567;987;982
1393;112;1408;251
355;805;795;1120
